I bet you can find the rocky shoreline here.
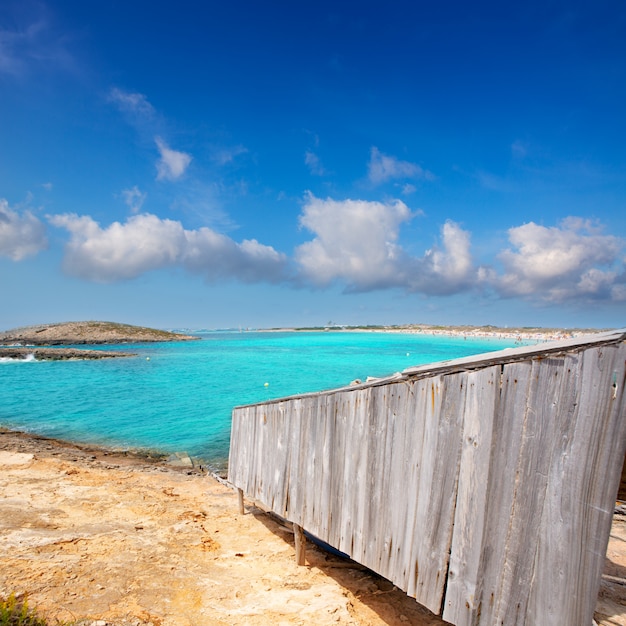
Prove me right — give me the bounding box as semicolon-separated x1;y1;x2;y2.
0;321;199;361
0;347;136;361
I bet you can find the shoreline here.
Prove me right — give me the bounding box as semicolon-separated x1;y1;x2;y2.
0;428;216;476
294;324;611;341
254;324;614;344
0;347;137;361
0;326;608;362
2;320;613;347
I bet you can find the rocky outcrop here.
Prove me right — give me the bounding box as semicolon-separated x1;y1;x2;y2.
0;347;135;361
0;321;199;346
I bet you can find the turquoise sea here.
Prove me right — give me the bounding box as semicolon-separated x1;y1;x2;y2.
0;331;526;470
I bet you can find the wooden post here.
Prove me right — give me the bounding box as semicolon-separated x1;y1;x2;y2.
294;524;306;565
237;488;245;515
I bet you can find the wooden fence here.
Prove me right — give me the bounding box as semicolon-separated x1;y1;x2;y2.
228;330;626;625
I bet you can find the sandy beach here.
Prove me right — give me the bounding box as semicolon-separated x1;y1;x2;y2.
336;324;612;344
275;324;612;343
1;429;624;626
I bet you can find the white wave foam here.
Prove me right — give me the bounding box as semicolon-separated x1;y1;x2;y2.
0;353;37;363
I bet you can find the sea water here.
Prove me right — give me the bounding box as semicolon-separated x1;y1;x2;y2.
0;330;527;470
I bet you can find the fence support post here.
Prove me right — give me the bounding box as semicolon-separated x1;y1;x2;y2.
294;524;306;565
237;488;245;515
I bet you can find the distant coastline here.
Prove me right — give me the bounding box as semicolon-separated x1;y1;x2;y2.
279;323;612;343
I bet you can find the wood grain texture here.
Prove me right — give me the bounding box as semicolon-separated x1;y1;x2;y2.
228;331;626;626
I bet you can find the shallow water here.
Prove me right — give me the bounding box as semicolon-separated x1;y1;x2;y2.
0;330;525;469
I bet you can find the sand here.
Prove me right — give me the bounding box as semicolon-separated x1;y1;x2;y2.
1;430;624;626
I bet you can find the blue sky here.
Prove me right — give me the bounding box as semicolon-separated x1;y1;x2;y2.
1;0;625;330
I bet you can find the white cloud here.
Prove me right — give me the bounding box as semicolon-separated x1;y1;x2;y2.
304;151;326;176
212;144;248;166
0;199;47;260
184;230;286;283
0;23;30;75
407;221;476;295
496;217;625;302
0;16;73;77
295;194;481;295
108;87;156;119
294;194;477;295
295;194;412;290
294;203;626;302
367;147;434;185
295;194;485;295
49;213;185;281
121;186;147;213
295;204;624;302
49;212;286;284
155;137;192;181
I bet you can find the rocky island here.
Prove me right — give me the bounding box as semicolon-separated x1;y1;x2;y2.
0;321;199;360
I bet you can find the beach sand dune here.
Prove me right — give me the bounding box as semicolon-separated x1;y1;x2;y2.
1;430;624;626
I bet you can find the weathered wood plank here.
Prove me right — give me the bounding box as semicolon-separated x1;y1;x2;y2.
368;382;412;582
329;388;359;550
409;373;466;613
268;401;289;514
361;384;392;574
443;366;499;625
340;386;372;560
284;398;308;527
284;397;303;520
382;382;415;586
526;344;626;625
464;360;534;625
298;395;318;529
487;356;572;625
395;377;431;597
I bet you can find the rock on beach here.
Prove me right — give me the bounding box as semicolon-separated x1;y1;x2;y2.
0;347;135;361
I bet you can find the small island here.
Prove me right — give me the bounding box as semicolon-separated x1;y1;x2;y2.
0;321;199;361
